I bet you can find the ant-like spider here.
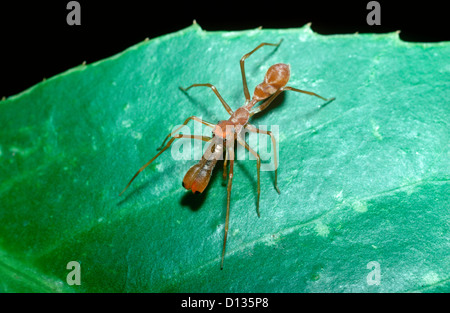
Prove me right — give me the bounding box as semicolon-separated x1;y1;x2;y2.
119;41;335;269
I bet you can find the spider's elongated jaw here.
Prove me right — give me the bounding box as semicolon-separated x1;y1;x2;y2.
182;140;222;194
182;162;216;194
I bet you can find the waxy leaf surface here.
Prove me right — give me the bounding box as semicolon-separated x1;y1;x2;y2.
0;24;449;292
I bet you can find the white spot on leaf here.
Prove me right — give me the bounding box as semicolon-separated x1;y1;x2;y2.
122;120;133;128
315;221;330;237
352;200;368;213
131;131;142;140
423;271;440;285
334;190;344;201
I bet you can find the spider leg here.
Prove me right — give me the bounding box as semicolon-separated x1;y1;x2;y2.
245;124;280;194
221;146;235;270
237;136;261;217
157;115;215;150
180;83;233;115
240;40;283;102
283;86;335;102
119;134;212;196
223;149;228;180
251;86;335;116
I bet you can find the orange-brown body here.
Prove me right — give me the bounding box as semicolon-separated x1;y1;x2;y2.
119;41;334;270
182;63;291;194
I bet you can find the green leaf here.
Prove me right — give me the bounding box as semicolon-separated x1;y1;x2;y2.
1;23;449;292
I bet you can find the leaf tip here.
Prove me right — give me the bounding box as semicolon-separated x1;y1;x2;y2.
300;22;315;36
190;19;203;32
386;29;403;43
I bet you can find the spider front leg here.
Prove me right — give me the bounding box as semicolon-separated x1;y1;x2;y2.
180;83;233;115
119;134;212;196
157;115;215;150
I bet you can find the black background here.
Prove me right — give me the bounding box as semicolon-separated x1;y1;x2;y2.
0;0;448;98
